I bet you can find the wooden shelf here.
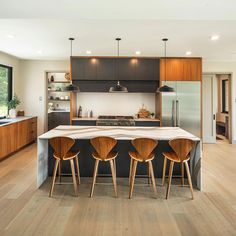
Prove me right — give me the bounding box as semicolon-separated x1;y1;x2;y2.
48;81;70;83
49;99;70;102
48;90;69;92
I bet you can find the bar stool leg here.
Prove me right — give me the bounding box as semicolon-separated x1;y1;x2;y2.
147;165;151;185
90;159;99;197
129;160;137;199
75;155;81;184
166;161;174;199
181;162;184;186
184;161;194;200
58;160;62;184
129;158;134;186
113;159;116;177
70;159;78;197
49;159;59;197
162;157;167;186
110;159;118;197
149;161;157;198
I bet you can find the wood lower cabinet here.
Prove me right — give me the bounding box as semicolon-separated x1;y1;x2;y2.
0;117;37;160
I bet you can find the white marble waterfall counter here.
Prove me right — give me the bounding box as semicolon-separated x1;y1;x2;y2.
37;126;201;189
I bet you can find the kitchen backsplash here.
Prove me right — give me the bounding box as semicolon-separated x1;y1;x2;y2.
76;93;155;117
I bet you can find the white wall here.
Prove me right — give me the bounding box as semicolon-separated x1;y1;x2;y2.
19;60;69;135
76;93;155;117
203;60;236;142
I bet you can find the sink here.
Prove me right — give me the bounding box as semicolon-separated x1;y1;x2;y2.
0;121;10;125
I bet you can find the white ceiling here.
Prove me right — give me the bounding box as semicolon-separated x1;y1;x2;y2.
0;1;236;60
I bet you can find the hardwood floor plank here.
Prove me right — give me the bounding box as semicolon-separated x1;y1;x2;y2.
0;143;236;235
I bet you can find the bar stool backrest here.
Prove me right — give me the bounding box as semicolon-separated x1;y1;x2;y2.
49;136;75;160
169;138;195;162
90;136;117;160
131;138;158;161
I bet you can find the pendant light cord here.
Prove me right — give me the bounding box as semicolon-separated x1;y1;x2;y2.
164;40;166;83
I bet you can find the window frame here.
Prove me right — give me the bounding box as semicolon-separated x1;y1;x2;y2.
0;64;13;116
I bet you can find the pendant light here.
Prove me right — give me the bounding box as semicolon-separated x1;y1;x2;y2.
64;37;80;92
109;38;128;93
157;38;174;93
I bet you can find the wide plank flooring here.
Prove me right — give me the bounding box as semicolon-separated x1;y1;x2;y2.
0;142;236;236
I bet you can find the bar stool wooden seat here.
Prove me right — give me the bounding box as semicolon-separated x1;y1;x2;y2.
128;138;158;198
162;138;195;199
90;136;118;197
49;136;80;197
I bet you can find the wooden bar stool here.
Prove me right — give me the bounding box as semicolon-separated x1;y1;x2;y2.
162;138;195;199
90;136;118;198
49;136;80;197
128;138;158;198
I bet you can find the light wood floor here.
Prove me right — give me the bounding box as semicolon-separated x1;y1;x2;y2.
0;143;236;236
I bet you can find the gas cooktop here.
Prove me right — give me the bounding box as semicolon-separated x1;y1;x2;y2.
98;115;134;120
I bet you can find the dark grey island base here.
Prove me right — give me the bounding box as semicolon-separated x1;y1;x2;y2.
38;126;201;190
48;139;201;189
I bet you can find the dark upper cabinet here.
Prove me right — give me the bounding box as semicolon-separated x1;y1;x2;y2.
71;57;159;81
97;58;115;80
116;58;136;80
135;59;159;80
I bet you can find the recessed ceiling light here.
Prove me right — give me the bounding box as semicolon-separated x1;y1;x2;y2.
37;50;42;54
7;34;15;39
135;51;141;55
210;35;220;41
86;50;92;54
185;51;192;56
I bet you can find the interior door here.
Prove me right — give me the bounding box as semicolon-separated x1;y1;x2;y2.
202;75;217;143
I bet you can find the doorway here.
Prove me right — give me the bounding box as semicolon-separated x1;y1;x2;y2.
202;73;232;144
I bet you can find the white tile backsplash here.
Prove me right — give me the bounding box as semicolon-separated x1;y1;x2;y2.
76;93;155;117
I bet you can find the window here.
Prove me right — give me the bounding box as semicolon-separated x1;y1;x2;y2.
0;64;12;116
222;79;229;114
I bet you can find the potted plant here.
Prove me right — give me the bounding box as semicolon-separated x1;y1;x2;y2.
8;94;21;118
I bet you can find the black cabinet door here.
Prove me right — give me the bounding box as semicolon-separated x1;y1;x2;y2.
135;59;159;81
71;58;97;80
48;112;70;130
97;58;115;80
71;58;85;80
116;58;136;80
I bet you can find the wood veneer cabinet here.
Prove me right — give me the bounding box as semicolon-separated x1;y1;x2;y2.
160;58;202;81
0;117;37;160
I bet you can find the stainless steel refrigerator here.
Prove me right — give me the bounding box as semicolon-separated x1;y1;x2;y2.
161;81;201;138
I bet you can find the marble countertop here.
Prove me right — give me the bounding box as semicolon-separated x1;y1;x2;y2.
38;125;200;141
0;116;35;127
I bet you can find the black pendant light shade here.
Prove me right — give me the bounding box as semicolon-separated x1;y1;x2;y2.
109;38;128;93
156;38;174;93
65;37;80;92
157;84;174;93
109;81;128;93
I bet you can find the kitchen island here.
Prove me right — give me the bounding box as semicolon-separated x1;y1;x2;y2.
37;126;201;189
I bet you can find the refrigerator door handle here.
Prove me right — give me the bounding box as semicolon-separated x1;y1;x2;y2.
176;100;180;127
172;100;175;126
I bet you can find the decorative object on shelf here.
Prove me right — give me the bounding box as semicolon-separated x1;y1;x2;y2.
17;110;25;116
137;104;150;118
60;96;64;100
150;112;155;119
109;38;128;93
8;94;21;118
50;75;54;82
90;110;93;118
78;106;82;118
157;38;174;93
64;38;80;92
65;95;69;100
55;86;62;91
65;72;70;81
